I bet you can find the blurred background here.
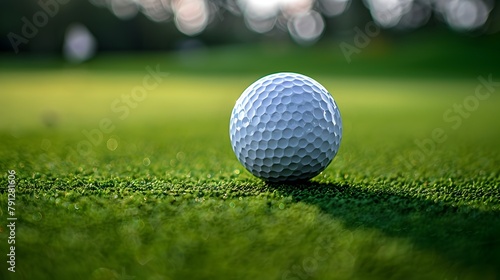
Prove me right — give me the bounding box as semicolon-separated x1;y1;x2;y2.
1;3;500;279
2;2;500;275
1;0;499;76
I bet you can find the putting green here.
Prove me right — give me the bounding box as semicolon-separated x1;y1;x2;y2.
0;69;499;280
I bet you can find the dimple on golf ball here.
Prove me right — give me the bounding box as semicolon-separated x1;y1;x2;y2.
229;72;342;182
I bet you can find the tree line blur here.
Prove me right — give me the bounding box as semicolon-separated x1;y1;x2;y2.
1;0;499;53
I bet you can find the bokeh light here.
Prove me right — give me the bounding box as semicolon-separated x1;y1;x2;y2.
397;1;432;29
107;138;119;151
239;0;280;19
288;10;325;44
245;16;277;34
110;0;139;20
174;0;209;35
63;23;97;63
89;0;496;44
141;0;172;22
319;0;351;17
440;0;491;31
280;0;314;17
363;0;412;28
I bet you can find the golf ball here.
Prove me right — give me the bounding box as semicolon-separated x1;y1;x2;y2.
229;73;342;182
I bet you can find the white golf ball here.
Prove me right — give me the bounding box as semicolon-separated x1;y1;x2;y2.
229;73;342;182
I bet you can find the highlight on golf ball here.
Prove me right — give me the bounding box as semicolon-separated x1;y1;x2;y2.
229;72;342;182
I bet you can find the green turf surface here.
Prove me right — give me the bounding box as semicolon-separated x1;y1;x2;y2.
0;68;499;280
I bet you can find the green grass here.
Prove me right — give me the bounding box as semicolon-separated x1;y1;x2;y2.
0;68;499;280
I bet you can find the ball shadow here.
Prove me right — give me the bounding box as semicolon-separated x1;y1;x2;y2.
265;180;500;272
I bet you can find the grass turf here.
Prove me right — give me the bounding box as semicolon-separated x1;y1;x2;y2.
0;69;499;280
